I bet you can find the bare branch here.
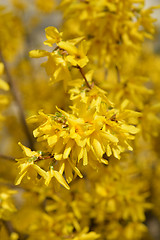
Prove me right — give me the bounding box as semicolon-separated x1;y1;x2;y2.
0;50;34;149
115;65;121;83
78;66;92;89
0;154;16;162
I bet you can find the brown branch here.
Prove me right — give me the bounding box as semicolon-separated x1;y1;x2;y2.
0;50;34;149
115;65;120;83
35;154;54;162
56;45;91;89
1;220;28;240
0;154;16;162
78;66;92;89
1;220;14;236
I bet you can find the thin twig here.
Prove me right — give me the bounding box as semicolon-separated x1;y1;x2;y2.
2;220;28;240
0;154;16;162
1;220;14;236
115;65;120;83
35;155;54;162
0;50;34;149
78;66;92;89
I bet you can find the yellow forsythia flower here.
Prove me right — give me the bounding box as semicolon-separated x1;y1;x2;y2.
15;142;70;189
60;0;159;67
29;27;89;89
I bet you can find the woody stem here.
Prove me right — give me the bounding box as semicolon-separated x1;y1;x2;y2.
115;66;120;83
78;66;91;89
34;155;54;162
0;50;34;149
0;154;16;162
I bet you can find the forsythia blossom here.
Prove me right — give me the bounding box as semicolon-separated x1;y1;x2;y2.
16;77;140;189
15;143;70;189
60;0;159;67
29;27;89;89
0;1;158;239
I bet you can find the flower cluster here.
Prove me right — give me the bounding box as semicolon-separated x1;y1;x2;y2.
60;0;159;67
15;73;140;189
30;27;89;89
0;1;160;240
12;157;151;240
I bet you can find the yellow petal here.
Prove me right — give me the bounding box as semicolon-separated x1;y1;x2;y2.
44;26;62;46
68;36;85;45
121;124;139;134
77;56;89;68
100;132;118;143
77;147;83;162
54;154;63;160
18;142;38;157
32;164;48;179
0;79;9;91
53;170;70;190
92;138;104;159
53;138;64;154
29;49;50;58
45;171;52;186
58;41;77;55
65;161;73;183
112;148;120;159
59;161;65;175
83;147;88;165
68;159;83;178
15;169;28;185
106;144;112;156
121;99;129;110
48;135;58;147
101;158;108;165
63;140;74;159
33;128;39;137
